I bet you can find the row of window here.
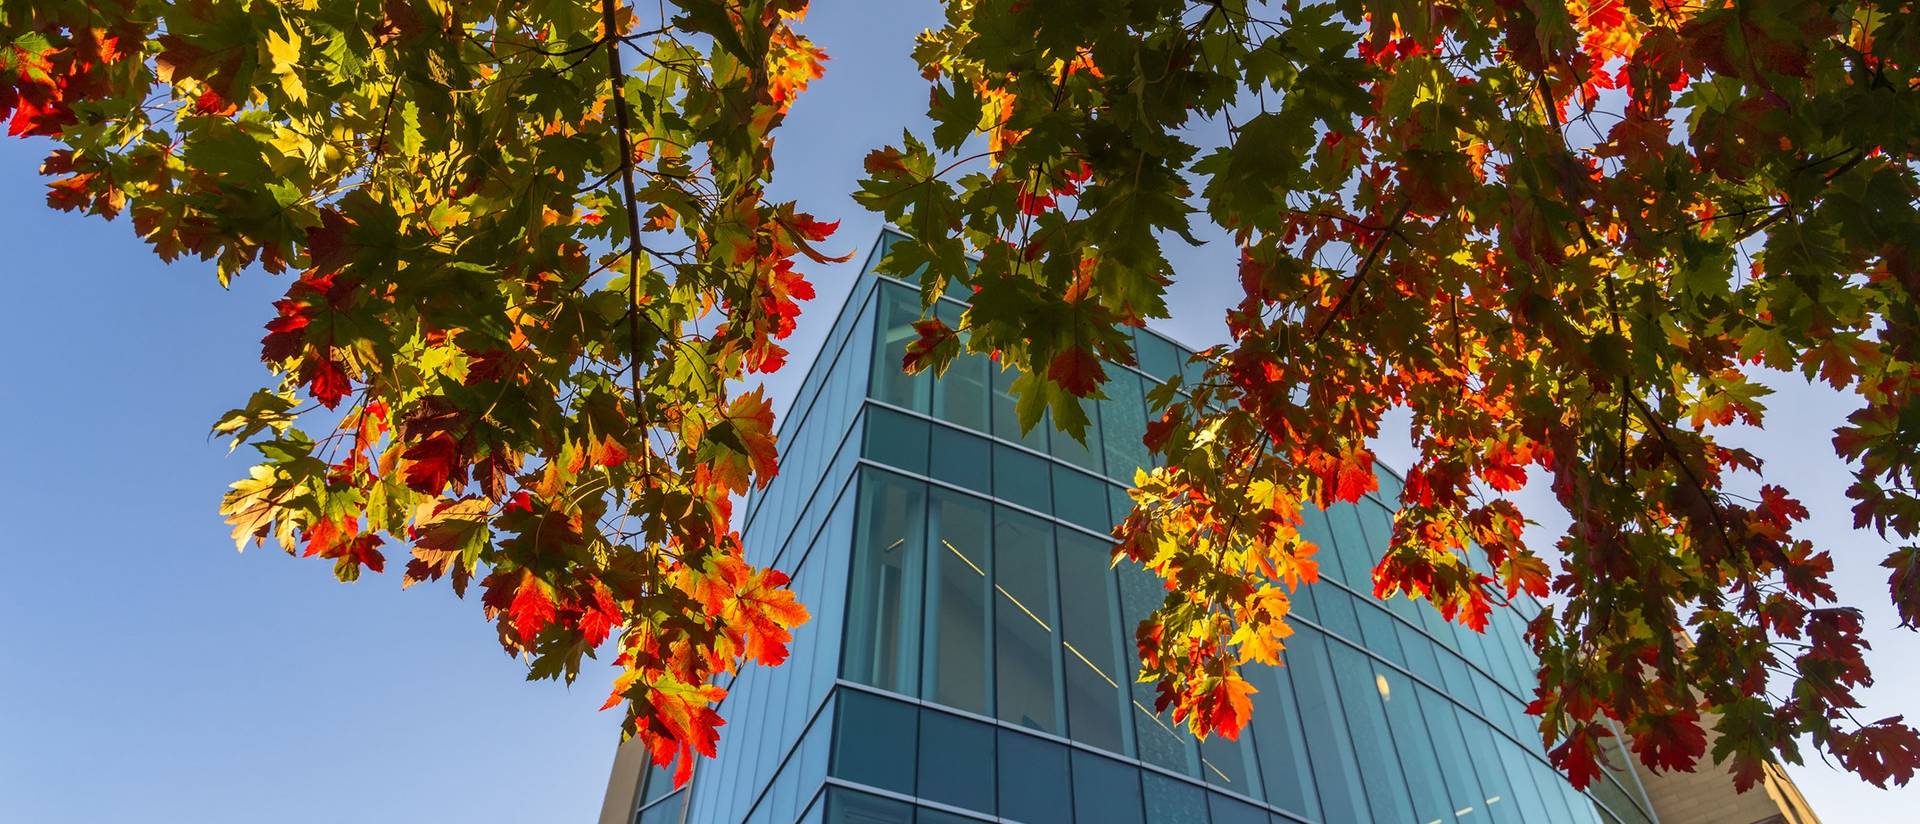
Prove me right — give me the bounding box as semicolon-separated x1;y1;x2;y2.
837;464;1643;824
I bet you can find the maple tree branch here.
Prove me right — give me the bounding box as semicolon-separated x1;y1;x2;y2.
1310;200;1410;341
1625;391;1738;562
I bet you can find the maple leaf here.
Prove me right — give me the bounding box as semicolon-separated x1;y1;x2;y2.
1549;723;1612;790
401;433;466;494
1046;345;1106;396
901;318;959;375
1632;707;1707;773
700;389;779;494
1204;671;1258;740
507;571;556;641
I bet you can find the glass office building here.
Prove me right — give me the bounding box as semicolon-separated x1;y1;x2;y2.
612;229;1661;824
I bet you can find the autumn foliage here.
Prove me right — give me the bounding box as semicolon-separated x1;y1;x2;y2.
9;0;1920;797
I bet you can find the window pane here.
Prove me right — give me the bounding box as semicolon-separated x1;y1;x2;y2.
1375;667;1456;824
1208;792;1266;824
871;284;930;411
865;406;930;474
992;444;1051;513
1458;712;1524;824
1418;684;1493;822
832;690;919;796
1200;730;1262;801
1321;504;1374;590
1071;750;1144;824
1052;465;1111;533
1283;630;1371;822
1056;528;1132;756
1117;562;1199;777
1356;601;1407;667
994;507;1063;734
991;363;1048;451
1326;642;1418;823
1141;771;1207;824
826;787;916;824
997;730;1072;823
929;426;991;493
924;490;994;715
1244;664;1320;820
932;301;990;431
844;470;925;693
917;709;996;814
1134;329;1182;384
1097;371;1150;485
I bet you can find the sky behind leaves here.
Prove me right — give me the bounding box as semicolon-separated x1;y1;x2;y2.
0;3;1913;821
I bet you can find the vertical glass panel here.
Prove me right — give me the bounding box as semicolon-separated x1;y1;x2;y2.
1321;504;1373;590
923;490;994;715
1244;664;1319;820
864;406;930;474
995;508;1063;734
844;470;925;694
1457;712;1524;824
991;363;1048;451
992;445;1052;513
1326;643;1418;823
1355;602;1407;667
832;690;919;796
1056;529;1133;756
929;426;991;493
917;709;996;814
1071;750;1144;824
1097;370;1151;484
1375;667;1456;824
1108;486;1135;531
1141;772;1208;824
826;787;916;824
1495;739;1554;823
1208;793;1267;824
932;300;990;431
1200;731;1263;802
1307;582;1363;641
638;790;685;824
1397;620;1446;686
871;284;930;412
1049;396;1104;473
996;731;1072;824
1118;562;1200;777
1283;630;1372;822
1052;466;1111;533
1418;685;1493;823
1134;330;1182;384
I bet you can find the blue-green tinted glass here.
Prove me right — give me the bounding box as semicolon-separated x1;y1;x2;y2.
1457;709;1524;824
1141;771;1208;824
994;507;1063;734
832;690;918;796
1397;620;1446;685
1282;630;1371;821
931;301;990;431
1495;739;1555;823
1244;664;1319;819
1322;504;1375;590
1134;330;1182;384
1052;465;1110;532
844;470;925;693
991;364;1047;450
865;406;930;474
992;444;1051;513
1108;486;1134;530
1049;397;1103;473
1375;666;1455;824
914;810;976;824
1208;792;1267;824
1097;371;1151;484
1418;683;1492;822
871;284;930;412
1117;562;1200;776
928;425;991;494
1070;750;1144;824
825;786;916;824
923;489;993;715
916;709;996;814
996;730;1072;823
1055;528;1132;756
1308;581;1363;641
1326;641;1418;823
1355;601;1407;666
637;790;684;824
1200;730;1262;801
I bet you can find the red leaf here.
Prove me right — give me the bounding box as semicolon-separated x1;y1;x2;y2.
1205;672;1258;740
1548;723;1612;790
509;571;555;640
402;432;466;494
302;356;351;409
1046;346;1106;396
1632;707;1706;773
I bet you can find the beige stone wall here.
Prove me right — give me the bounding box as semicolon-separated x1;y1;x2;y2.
596;735;651;824
1631;737;1822;824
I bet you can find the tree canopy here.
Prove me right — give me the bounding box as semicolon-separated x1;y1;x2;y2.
7;0;1920;795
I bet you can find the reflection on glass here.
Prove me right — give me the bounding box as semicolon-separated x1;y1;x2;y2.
1284;630;1372;822
1117;562;1201;777
931;300;990;430
1142;770;1209;824
1327;642;1418;823
825;786;916;824
1055;528;1133;756
1098;371;1151;484
994;507;1063;734
871;284;930;412
845;470;924;694
923;490;993;715
928;425;991;493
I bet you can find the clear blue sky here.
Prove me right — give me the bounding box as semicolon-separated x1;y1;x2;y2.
0;4;1912;822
